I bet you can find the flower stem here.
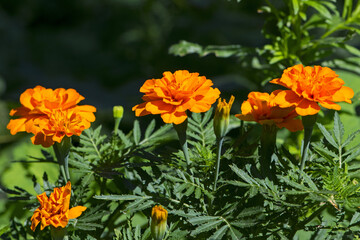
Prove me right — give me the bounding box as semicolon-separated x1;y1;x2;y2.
299;114;318;180
53;136;71;182
173;120;190;167
50;226;68;240
259;124;277;180
213;137;224;192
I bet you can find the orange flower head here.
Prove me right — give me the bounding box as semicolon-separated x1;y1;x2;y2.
235;91;303;132
132;70;220;124
270;64;354;116
7;86;96;147
30;181;87;231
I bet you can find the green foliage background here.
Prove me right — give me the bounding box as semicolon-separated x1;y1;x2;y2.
1;0;360;239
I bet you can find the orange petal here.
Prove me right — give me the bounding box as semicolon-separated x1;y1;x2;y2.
145;101;174;114
68;206;87;219
295;99;320;116
161;111;187;124
273;90;302;108
276;119;304;132
235;113;255;122
319;100;341;111
132;102;151;117
331;86;354;103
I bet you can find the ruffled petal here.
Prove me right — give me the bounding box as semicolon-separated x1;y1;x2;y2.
295;99;321;116
68;206;87;219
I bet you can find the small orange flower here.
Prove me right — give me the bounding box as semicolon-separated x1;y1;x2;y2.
7;86;96;147
270;64;354;116
132;70;220;124
31;181;86;231
235;91;303;132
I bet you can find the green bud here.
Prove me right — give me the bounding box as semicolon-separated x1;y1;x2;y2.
113;106;124;119
213;96;235;139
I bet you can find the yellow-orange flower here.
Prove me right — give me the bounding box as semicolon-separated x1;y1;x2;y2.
132;70;220;124
151;205;168;240
214;95;235;139
31;181;86;231
235;91;303;132
7;86;96;147
270;64;354;116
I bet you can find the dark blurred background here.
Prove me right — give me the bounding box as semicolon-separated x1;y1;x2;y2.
0;0;266;131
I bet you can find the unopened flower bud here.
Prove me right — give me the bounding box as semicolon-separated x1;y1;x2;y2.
151;205;168;240
113;106;124;119
113;106;124;134
213;96;235;139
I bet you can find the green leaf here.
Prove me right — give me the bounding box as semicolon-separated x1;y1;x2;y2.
0;225;9;236
144;119;156;139
300;171;319;191
209;224;228;240
342;130;360;148
168;40;203;57
133;120;141;145
317;123;338;148
333;112;344;146
189;216;219;225
304;0;332;19
190;220;223;236
292;0;300;15
230;165;259;186
237;207;264;218
350;212;360;226
93;194;151;201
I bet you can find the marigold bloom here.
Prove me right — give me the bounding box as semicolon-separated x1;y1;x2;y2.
7;86;96;147
31;181;86;231
235;91;303;132
132;70;220;124
270;64;354;116
214;95;235;139
151;205;168;240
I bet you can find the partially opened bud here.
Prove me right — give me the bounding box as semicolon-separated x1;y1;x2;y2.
213;96;235;139
151;205;168;240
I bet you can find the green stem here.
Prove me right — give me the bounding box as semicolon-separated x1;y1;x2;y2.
213;137;224;192
114;118;121;135
299;114;318;180
259;124;277;180
50;226;68;240
173;120;190;167
53;137;72;182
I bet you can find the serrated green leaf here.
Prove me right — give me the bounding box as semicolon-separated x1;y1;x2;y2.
343;130;360;148
189;216;219;225
317;123;338;148
333;112;344;146
209;224;228;240
94;194;151;201
300;171;319;191
230;165;259;186
238;207;264;218
191;220;223;236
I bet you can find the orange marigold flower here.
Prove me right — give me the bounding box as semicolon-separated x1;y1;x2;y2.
31;181;86;231
7;86;96;147
270;64;354;116
132;70;220;124
235;91;303;132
